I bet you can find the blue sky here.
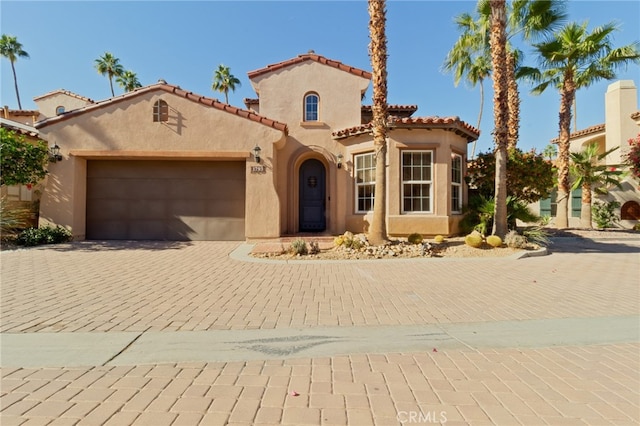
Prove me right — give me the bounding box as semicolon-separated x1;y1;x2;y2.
1;0;639;155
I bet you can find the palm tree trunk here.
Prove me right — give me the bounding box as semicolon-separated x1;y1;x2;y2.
506;52;520;150
556;73;575;229
490;0;509;238
368;0;389;246
109;75;115;97
471;79;484;160
581;182;592;229
11;61;22;109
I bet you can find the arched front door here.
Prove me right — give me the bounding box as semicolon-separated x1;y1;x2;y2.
299;159;326;232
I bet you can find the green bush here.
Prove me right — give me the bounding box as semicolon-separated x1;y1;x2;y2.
464;233;483;248
486;235;503;247
592;200;620;229
289;238;308;255
16;225;72;247
634;223;640;231
407;233;423;244
523;226;551;247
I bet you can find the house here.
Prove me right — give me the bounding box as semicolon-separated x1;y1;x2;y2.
538;80;640;229
34;53;479;241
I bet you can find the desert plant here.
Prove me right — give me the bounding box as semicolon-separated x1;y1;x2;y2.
334;236;345;246
16;225;72;246
464;232;484;248
434;235;445;243
504;230;527;248
407;233;423;244
486;235;503;247
289;238;308;255
309;240;320;255
539;215;551;226
633;223;640;231
522;226;551;247
592;200;620;229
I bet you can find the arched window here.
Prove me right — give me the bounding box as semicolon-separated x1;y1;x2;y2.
153;100;169;122
55;106;65;115
304;93;319;122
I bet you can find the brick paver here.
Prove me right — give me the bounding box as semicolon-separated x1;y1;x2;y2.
1;238;639;424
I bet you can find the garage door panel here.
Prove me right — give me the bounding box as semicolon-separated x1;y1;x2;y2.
86;160;246;241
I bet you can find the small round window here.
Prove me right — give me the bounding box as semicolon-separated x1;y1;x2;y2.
55;106;65;115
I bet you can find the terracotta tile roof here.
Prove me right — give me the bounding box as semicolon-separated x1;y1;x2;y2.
2;108;39;117
550;123;605;143
0;117;40;138
35;83;288;134
361;105;418;113
631;111;640;120
33;89;95;104
332;116;480;141
247;52;372;80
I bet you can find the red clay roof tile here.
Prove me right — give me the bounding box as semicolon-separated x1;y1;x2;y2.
33;89;95;104
332;116;480;141
550;123;605;143
35;83;288;134
248;53;372;80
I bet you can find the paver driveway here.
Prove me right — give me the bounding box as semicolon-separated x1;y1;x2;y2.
1;236;639;425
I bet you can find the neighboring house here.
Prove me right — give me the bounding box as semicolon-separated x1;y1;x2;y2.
538;80;640;229
34;52;479;241
0;115;46;228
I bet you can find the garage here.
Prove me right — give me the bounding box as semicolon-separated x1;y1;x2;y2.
86;160;246;241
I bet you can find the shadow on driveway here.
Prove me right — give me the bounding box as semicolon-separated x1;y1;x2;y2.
549;237;640;254
9;240;195;252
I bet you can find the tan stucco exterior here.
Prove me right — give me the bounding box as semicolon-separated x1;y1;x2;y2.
34;53;479;241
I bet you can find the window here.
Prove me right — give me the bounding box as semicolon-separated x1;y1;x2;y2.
153;99;169;122
304;93;319;121
55;106;65;115
355;152;376;213
402;151;433;213
540;188;581;218
451;153;463;213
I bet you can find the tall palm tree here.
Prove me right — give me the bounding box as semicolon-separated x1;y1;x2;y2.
521;21;640;228
367;0;389;246
489;0;509;238
444;1;566;153
0;34;30;109
95;52;124;97
570;143;623;229
116;70;142;92
211;64;241;104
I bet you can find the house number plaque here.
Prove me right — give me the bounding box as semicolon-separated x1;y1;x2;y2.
251;165;265;173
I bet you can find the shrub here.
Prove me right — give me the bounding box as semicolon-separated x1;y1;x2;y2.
634;223;640;231
486;235;503;247
309;240;320;255
592;200;620;229
505;230;527;249
289;238;308;255
464;233;483;248
407;233;423;244
16;225;72;247
434;235;445;243
523;226;551;247
334;236;345;246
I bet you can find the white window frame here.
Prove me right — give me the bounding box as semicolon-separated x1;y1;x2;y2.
304;93;319;122
451;153;463;214
354;152;376;213
401;150;433;214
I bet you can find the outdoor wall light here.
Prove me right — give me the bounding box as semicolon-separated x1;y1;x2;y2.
253;145;262;163
336;153;343;169
49;144;63;163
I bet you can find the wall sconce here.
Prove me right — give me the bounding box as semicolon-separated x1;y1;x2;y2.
49;144;63;163
252;145;262;163
336;153;343;169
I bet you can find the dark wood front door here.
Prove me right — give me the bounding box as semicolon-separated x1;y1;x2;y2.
299;159;326;232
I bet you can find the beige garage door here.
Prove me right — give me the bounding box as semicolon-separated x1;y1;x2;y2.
86;160;245;241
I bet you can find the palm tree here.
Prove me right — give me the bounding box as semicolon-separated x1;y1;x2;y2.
95;52;124;97
211;64;241;104
116;70;142;92
0;34;30;109
521;21;640;228
488;0;509;238
570;143;623;229
367;0;389;246
444;1;566;153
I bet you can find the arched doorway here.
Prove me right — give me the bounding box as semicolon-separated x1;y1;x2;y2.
299;159;326;232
